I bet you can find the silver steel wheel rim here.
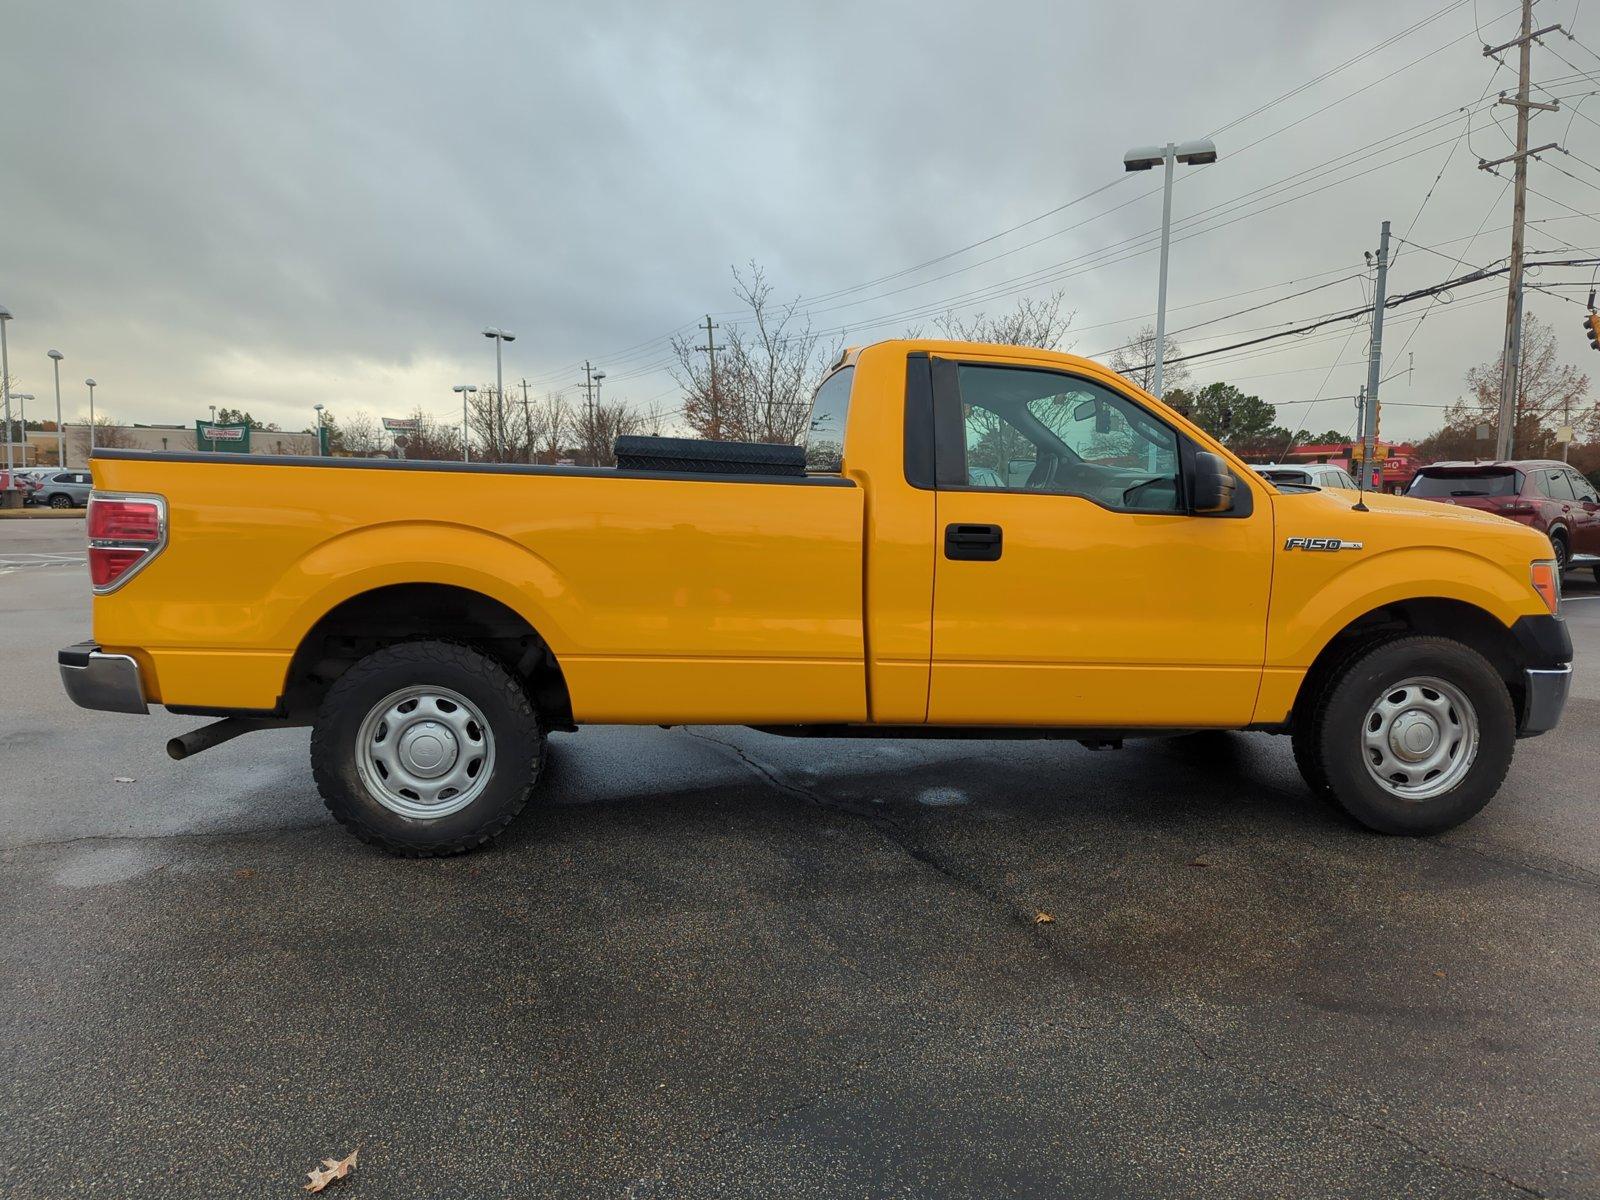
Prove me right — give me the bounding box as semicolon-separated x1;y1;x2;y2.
355;685;495;820
1360;675;1479;801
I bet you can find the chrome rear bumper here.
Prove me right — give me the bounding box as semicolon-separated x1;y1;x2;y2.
59;641;149;714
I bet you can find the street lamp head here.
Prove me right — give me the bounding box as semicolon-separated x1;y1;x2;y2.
453;384;477;394
85;378;97;387
1123;146;1165;172
47;349;63;361
0;304;11;321
1123;138;1219;170
313;403;325;413
593;370;607;381
13;393;33;401
482;327;516;342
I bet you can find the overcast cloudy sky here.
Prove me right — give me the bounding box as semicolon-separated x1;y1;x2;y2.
2;0;1597;442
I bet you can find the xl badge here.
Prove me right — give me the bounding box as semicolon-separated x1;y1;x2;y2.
1284;537;1364;552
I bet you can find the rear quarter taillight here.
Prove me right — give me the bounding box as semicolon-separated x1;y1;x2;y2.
87;493;167;593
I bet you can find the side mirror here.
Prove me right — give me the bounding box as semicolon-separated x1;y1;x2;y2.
1190;451;1236;514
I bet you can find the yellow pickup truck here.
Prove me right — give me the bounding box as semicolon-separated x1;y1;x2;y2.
61;339;1572;855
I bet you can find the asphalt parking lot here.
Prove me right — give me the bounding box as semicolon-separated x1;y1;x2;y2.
3;519;1599;1198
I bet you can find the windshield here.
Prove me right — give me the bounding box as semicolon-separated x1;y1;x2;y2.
1408;470;1521;498
1259;468;1311;486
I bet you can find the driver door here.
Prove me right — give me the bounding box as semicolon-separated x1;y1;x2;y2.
927;358;1274;728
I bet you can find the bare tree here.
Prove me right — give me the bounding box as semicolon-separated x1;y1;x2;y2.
670;262;838;444
337;410;384;456
1459;312;1593;458
573;398;642;467
1109;324;1189;393
934;291;1075;350
394;407;461;462
71;416;137;457
529;392;570;463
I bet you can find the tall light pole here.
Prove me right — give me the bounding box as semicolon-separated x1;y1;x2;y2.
482;327;515;461
11;395;32;465
85;379;98;453
0;304;13;475
591;370;607;466
1122;138;1219;397
47;350;64;467
313;402;326;455
453;384;477;463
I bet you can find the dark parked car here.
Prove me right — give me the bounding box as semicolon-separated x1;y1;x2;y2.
1407;460;1600;578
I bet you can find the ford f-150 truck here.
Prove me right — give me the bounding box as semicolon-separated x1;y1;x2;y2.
60;339;1572;855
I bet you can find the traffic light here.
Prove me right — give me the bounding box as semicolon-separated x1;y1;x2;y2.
1586;311;1600;353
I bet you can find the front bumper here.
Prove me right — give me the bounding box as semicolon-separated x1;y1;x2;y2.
1519;665;1571;738
59;641;149;715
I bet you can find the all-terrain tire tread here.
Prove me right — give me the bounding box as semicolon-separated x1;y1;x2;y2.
310;639;541;857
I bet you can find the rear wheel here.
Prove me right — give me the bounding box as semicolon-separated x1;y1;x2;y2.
1551;531;1569;575
1296;635;1515;835
310;640;544;855
48;493;71;509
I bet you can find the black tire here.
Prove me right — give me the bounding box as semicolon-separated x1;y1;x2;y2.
310;640;544;856
1301;635;1515;835
1291;635;1403;809
1551;530;1569;575
48;493;71;509
1592;564;1600;586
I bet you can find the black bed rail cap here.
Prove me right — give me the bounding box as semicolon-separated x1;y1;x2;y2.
612;435;806;477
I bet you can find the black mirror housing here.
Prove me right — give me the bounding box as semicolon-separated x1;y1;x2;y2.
1190;451;1236;514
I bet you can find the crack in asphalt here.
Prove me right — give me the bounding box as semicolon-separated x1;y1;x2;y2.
684;726;1558;1198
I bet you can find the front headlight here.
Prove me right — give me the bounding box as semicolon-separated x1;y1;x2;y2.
1530;559;1561;614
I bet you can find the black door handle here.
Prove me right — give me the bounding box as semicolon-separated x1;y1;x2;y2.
945;522;1003;561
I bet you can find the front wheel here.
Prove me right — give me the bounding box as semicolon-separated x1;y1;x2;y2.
1297;636;1516;835
1551;532;1570;575
310;640;544;855
48;493;72;509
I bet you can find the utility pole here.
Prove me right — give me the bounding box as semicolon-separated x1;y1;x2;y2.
1481;0;1563;460
519;378;532;462
581;361;599;466
1358;220;1391;504
696;314;723;440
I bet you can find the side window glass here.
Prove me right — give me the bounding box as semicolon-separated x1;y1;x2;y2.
1534;471;1556;499
954;365;1181;512
1547;471;1576;501
805;367;853;472
1573;475;1599;503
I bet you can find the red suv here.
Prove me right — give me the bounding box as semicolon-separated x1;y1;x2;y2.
1407;460;1600;578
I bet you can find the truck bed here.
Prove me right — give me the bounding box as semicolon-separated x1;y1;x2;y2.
89;448;868;724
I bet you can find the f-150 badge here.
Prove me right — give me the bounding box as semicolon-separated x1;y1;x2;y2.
1283;537;1364;551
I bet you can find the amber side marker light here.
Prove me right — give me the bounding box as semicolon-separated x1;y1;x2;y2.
1530;560;1561;614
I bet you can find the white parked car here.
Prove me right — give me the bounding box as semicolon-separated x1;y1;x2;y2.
1251;462;1358;490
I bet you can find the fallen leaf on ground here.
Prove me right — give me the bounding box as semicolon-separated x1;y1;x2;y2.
233;868;255;880
304;1148;358;1193
113;777;135;784
1188;856;1211;867
1034;911;1055;924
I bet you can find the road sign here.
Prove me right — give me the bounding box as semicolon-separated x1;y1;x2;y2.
196;421;250;452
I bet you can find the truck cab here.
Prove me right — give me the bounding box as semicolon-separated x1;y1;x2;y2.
62;339;1572;855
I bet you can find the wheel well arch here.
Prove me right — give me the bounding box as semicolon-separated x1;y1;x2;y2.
1292;597;1531;728
284;583;574;729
